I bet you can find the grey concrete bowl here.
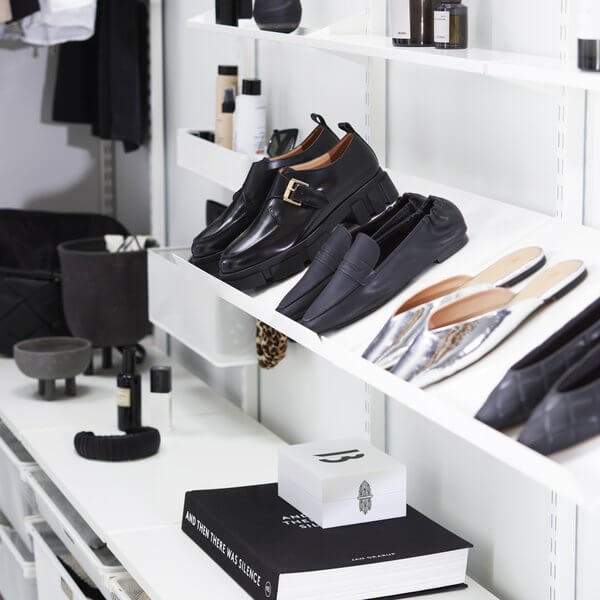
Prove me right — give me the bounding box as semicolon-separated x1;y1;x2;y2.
14;337;93;400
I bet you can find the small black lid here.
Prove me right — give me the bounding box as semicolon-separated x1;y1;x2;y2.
151;366;172;393
222;88;236;113
121;347;136;375
242;79;262;95
218;65;238;75
191;130;215;142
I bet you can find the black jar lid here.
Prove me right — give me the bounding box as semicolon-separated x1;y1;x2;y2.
242;79;262;95
218;65;238;75
151;366;172;393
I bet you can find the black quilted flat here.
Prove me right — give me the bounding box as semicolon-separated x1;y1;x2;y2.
476;297;600;430
518;342;600;455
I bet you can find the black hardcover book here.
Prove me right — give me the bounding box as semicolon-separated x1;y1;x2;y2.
182;484;472;600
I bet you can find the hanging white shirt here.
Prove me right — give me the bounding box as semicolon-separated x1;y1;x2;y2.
20;0;96;45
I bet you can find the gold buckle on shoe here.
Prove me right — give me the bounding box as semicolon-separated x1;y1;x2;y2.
283;178;309;206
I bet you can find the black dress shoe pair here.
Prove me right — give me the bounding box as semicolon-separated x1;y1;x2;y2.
218;122;399;289
477;297;600;455
191;114;340;274
277;193;468;334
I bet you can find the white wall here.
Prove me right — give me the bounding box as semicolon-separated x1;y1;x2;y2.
0;41;150;233
0;43;100;213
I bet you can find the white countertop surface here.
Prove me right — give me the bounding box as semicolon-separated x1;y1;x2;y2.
0;345;497;599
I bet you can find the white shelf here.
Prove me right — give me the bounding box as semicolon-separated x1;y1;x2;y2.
187;10;600;92
148;246;257;368
159;164;600;507
177;128;260;192
0;346;497;600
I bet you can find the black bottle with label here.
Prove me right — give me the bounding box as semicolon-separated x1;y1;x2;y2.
433;0;468;50
577;0;600;71
390;0;434;47
117;347;141;431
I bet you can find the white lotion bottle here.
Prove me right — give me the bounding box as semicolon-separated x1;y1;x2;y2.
234;79;267;154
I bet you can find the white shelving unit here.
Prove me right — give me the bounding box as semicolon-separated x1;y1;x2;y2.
187;9;600;92
159;142;600;509
155;3;600;597
0;349;496;600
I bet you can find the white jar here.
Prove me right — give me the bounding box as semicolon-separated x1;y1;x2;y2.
234;79;267;155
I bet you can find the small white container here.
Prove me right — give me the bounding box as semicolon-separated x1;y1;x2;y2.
0;513;37;600
278;438;407;529
234;79;267;154
0;420;39;551
147;247;257;368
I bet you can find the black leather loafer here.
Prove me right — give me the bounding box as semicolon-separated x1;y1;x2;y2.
190;114;339;274
518;343;600;455
476;297;600;430
219;123;399;289
276;196;412;321
300;195;468;334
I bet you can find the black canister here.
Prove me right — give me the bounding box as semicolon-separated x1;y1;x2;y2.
253;0;302;34
58;238;152;350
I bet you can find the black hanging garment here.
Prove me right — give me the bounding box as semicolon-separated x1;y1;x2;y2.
0;210;128;356
9;0;39;21
52;0;149;152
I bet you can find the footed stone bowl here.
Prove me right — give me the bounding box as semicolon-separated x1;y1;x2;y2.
14;337;92;400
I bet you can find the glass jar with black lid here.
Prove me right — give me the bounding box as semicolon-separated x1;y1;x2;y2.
433;0;468;50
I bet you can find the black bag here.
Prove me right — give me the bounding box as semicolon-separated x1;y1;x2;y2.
0;210;128;356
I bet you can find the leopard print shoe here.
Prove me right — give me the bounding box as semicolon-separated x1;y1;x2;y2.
256;321;288;369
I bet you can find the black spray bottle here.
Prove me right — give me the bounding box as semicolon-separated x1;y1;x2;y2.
117;347;141;431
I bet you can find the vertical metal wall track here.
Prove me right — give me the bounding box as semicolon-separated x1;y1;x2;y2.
556;0;586;224
99;140;116;216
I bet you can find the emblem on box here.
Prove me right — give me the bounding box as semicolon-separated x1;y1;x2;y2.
358;480;373;515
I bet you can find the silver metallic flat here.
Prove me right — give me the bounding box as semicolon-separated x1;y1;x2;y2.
363;247;546;370
393;260;587;388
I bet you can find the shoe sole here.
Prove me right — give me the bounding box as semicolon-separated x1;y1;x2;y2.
189;253;221;275
500;254;548;288
220;169;398;290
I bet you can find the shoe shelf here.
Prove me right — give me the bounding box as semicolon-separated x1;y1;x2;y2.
148;246;257;368
0;348;497;600
154;168;600;508
177;129;260;192
187;10;600;92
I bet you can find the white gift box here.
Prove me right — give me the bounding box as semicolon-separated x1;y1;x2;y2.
278;438;407;529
